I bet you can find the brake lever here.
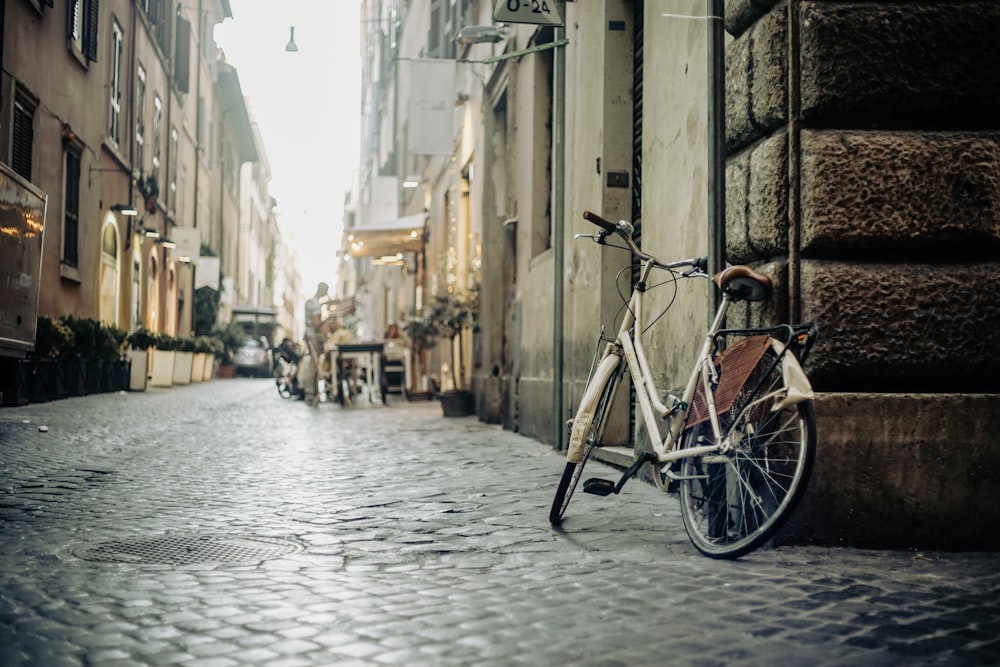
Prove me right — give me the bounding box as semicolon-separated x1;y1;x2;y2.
682;268;709;279
573;233;608;245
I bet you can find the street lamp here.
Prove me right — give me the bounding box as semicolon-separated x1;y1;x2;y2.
111;204;138;216
285;26;298;52
455;25;505;45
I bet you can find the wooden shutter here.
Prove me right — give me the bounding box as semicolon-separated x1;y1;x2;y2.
174;17;191;93
85;0;100;62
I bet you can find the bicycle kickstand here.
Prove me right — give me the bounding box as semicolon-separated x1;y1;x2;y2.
583;452;657;497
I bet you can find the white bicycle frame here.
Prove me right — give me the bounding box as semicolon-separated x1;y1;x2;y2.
566;253;814;491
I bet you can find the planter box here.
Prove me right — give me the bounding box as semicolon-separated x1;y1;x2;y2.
108;359;130;392
191;353;207;382
0;357;29;407
173;351;194;385
217;364;236;379
150;349;175;387
58;357;85;397
82;359;103;394
26;358;58;403
128;349;148;391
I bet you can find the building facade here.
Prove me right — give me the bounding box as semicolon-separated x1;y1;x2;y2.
349;0;999;547
1;0;290;350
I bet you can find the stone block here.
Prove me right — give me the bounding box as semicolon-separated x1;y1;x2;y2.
800;130;1000;257
726;7;787;152
782;392;1000;550
725;0;782;37
726;133;789;264
799;2;1000;128
799;259;1000;392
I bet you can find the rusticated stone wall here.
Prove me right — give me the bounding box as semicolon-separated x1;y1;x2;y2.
723;1;1000;548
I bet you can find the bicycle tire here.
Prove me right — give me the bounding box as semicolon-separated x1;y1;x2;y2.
549;364;621;525
677;348;816;558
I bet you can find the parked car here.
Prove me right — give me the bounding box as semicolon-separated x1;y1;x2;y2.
232;336;273;377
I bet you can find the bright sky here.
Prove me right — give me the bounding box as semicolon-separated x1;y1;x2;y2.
214;1;362;295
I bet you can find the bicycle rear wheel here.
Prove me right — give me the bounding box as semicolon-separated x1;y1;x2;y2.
678;349;815;558
549;365;622;525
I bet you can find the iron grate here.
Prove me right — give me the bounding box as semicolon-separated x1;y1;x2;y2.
72;534;305;565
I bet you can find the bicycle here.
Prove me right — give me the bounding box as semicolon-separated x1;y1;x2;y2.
549;210;817;559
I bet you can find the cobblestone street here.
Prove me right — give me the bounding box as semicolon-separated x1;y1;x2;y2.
1;379;998;666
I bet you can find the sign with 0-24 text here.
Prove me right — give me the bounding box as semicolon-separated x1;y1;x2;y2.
493;0;563;26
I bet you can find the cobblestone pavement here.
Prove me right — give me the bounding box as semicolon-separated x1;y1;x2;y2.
1;379;998;667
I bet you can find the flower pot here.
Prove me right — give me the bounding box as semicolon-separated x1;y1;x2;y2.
438;390;472;417
217;363;236;379
58;357;85;397
173;351;194;385
191;353;209;382
151;349;175;387
128;349;148;391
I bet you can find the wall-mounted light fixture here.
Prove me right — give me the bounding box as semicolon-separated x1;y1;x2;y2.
455;25;506;45
402;175;421;189
111;204;139;216
136;227;160;239
158;237;177;249
285;26;298;52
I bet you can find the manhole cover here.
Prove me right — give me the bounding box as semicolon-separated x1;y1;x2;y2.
72;534;304;565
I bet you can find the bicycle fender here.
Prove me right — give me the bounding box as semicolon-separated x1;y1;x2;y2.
769;338;814;408
567;354;621;464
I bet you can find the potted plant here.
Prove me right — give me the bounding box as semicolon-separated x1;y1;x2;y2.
191;336;217;382
401;314;439;399
425;286;479;416
172;335;196;385
99;322;129;392
213;323;244;378
25;316;73;403
126;327;157;391
150;332;176;387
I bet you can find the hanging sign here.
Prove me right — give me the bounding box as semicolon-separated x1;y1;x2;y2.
493;0;564;26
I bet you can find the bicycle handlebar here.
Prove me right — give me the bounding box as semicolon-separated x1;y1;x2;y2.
583;210;618;233
582;210;707;274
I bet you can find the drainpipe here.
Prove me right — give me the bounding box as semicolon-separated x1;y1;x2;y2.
193;0;203;234
707;0;726;315
552;23;566;449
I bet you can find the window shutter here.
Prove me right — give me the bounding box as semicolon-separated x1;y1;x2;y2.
66;0;79;40
85;0;100;62
12;102;33;181
64;151;81;266
174;17;191;93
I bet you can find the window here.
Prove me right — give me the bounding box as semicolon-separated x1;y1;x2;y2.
142;0;172;55
63;147;82;268
99;222;120;326
109;21;124;146
12;96;35;181
169;127;178;213
67;0;99;62
136;66;146;171
428;0;455;58
152;96;162;194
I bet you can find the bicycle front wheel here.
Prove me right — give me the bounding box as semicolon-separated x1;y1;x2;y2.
678;349;816;558
549;363;622;525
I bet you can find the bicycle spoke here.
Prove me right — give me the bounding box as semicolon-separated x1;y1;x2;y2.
678;349;816;558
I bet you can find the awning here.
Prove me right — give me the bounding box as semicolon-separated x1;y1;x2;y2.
346;213;427;258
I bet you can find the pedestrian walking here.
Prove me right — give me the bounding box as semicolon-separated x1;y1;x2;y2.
301;281;329;407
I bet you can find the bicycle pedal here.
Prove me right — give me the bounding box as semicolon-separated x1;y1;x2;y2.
583;478;617;496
